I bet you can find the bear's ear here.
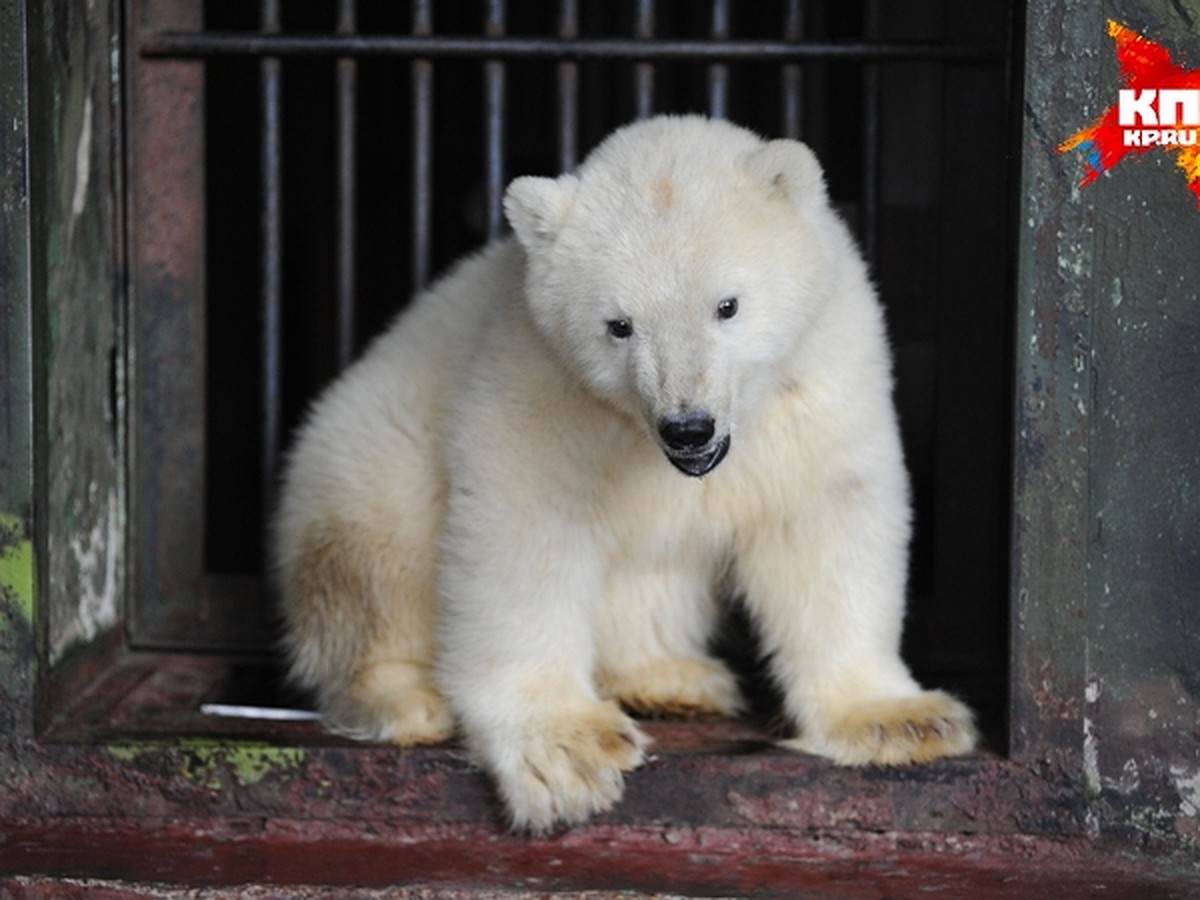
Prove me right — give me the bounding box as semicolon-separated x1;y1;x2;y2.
504;174;579;250
745;139;827;212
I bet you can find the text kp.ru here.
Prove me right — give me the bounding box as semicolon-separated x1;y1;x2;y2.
1119;88;1200;146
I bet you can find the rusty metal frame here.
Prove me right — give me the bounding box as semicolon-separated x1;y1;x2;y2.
140;31;1009;61
126;0;253;650
123;0;1016;656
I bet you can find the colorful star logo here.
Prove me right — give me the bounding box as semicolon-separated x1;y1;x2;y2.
1059;20;1200;207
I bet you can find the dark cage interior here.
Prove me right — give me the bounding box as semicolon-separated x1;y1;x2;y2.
125;0;1019;749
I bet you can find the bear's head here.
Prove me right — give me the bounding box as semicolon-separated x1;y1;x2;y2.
505;115;838;478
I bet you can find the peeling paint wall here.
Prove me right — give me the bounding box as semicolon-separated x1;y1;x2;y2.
1083;0;1200;856
25;0;126;662
1013;0;1099;773
1023;0;1200;856
0;0;36;743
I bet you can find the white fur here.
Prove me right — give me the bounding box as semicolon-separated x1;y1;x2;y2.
273;115;976;832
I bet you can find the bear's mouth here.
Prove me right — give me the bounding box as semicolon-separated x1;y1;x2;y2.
664;434;731;477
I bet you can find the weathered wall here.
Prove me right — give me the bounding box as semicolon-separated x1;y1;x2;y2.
1013;0;1096;779
1082;0;1200;850
0;0;36;739
1;0;124;766
1020;0;1200;853
25;0;126;663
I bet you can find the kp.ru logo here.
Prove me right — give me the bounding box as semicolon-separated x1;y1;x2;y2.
1117;88;1198;147
1059;20;1200;207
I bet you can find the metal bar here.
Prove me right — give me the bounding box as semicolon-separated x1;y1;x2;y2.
634;0;654;118
141;33;1007;63
412;0;433;291
708;0;729;119
861;0;881;269
781;0;803;139
558;0;579;172
484;0;506;240
260;0;283;517
336;0;356;367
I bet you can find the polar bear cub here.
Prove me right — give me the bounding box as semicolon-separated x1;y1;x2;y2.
273;115;976;831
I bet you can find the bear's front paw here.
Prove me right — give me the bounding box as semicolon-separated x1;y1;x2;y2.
494;700;648;832
784;690;977;765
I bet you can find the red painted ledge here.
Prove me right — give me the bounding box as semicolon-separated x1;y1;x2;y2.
3;818;1199;897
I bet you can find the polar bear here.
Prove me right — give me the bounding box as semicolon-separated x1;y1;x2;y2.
273;115;977;832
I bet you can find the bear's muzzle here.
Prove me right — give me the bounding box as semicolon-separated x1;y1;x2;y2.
657;413;731;477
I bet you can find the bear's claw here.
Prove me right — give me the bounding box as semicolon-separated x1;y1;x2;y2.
495;701;648;832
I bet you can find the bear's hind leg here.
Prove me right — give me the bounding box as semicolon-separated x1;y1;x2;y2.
325;658;454;745
284;517;453;745
598;657;742;719
328;560;454;744
593;564;743;719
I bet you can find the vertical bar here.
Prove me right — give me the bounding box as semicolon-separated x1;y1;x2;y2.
861;0;881;269
634;0;654;119
708;0;729;119
484;0;506;240
336;0;357;366
558;0;579;172
261;0;283;518
781;0;803;139
412;0;434;291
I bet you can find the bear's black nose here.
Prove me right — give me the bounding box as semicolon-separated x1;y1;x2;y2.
658;412;716;451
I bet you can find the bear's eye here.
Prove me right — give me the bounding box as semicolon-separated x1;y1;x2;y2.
606;318;634;340
716;297;739;320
